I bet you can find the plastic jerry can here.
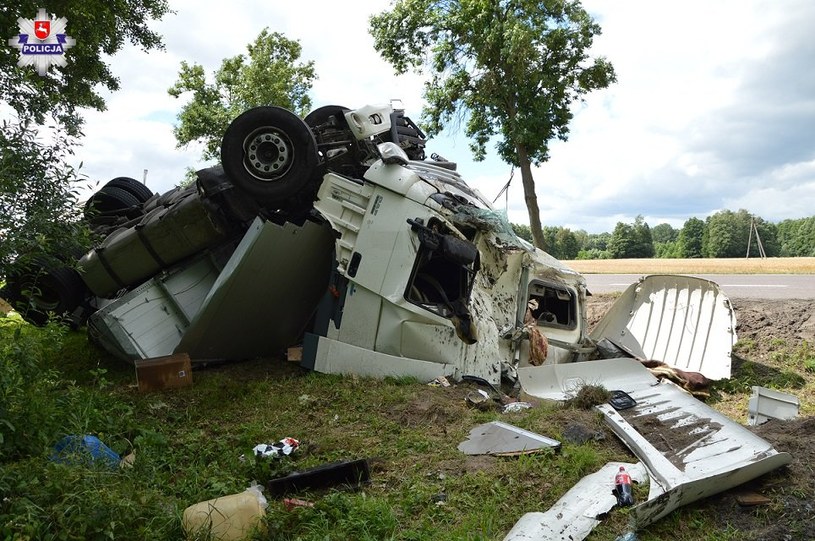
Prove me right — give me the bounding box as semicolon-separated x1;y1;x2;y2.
182;485;267;540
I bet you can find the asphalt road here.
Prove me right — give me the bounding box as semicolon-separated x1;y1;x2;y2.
583;273;815;299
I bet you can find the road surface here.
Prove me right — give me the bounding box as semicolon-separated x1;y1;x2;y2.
583;274;815;299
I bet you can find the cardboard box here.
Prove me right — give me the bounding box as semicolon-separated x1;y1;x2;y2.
135;353;192;392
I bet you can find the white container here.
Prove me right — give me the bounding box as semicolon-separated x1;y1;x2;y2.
182;485;267;541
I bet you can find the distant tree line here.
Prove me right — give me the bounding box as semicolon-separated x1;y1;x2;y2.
511;210;815;259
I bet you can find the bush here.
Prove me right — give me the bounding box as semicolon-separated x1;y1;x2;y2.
0;316;66;459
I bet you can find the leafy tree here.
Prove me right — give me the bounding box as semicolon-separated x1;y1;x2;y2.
777;217;815;256
541;226;560;256
168;29;316;162
751;218;779;257
585;232;611;252
511;223;533;243
370;0;615;249
654;241;681;258
0;122;89;273
2;1;171;134
704;209;776;258
607;216;653;258
608;222;634;258
678;217;705;258
631;215;654;258
572;229;589;252
576;248;610;260
556;228;580;259
652;223;677;244
1;1;171;280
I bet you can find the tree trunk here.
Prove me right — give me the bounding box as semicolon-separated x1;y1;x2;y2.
516;144;545;249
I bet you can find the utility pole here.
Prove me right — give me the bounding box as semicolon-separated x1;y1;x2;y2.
746;217;766;259
143;169;148;186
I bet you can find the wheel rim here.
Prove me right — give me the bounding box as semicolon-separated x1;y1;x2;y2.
242;128;293;181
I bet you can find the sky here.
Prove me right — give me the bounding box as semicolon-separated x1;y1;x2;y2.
54;0;815;234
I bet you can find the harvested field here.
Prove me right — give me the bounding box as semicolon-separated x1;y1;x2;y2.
564;256;815;274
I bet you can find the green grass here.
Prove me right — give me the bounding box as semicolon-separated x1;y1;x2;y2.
1;313;811;540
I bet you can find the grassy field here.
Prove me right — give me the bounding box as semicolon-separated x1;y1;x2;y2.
562;256;815;274
2;297;814;540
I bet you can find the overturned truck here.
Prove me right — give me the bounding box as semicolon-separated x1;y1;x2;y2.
7;102;742;385
11;102;603;382
6;102;791;534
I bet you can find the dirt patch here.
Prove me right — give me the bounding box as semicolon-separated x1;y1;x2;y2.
733;298;815;352
619;407;724;471
387;384;473;430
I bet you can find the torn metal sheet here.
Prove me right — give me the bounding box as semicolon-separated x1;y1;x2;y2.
591;275;737;380
503;462;647;541
458;421;560;456
748;386;800;425
520;359;792;529
598;379;792;527
517;357;657;402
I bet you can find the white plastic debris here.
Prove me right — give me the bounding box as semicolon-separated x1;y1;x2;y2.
253;437;299;458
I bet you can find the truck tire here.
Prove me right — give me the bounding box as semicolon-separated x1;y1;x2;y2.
85;185;141;220
304;105;350;129
5;264;87;326
221;106;318;208
105;176;154;203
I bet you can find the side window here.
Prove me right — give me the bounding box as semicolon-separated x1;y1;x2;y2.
404;218;479;318
526;281;577;330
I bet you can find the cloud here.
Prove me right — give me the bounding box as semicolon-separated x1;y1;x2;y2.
61;0;815;233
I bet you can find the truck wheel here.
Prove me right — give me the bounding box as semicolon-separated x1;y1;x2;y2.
304;105;350;129
105;176;154;203
84;185;141;219
5;265;87;326
221;106;318;207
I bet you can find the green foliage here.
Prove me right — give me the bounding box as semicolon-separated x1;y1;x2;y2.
0;120;92;278
1;1;171;135
777;216;815;256
555;227;580;259
0;317;136;461
511;223;533;243
511;224;580;258
576;248;611;260
631;215;654;258
168;29;316;162
0;317;65;456
370;0;616;249
654;240;681;258
540;226;580;259
704;209;779;258
1;0;168;280
584;232;611;252
652;223;678;244
1;460;181;540
678;217;706;258
607;216;654;258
